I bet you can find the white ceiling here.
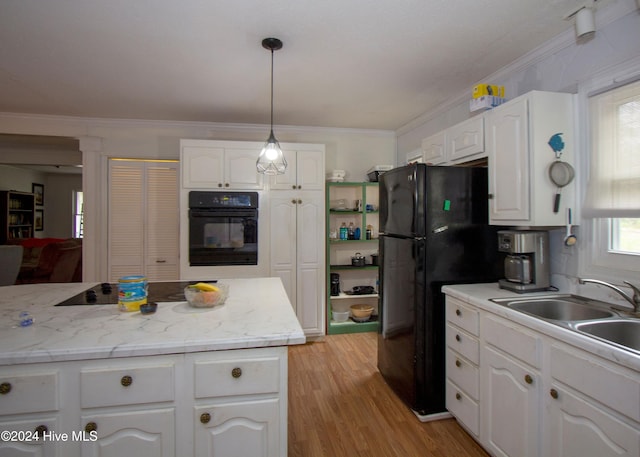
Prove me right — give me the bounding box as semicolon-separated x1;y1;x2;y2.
0;0;616;131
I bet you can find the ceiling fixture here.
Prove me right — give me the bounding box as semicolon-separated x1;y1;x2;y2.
565;3;596;40
256;37;287;175
575;7;595;39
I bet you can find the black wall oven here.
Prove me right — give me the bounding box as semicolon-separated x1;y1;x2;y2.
188;191;259;266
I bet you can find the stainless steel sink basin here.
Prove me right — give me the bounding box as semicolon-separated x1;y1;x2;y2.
490;295;616;322
574;320;640;354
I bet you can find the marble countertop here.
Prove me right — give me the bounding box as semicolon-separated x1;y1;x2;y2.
0;278;306;365
442;283;640;372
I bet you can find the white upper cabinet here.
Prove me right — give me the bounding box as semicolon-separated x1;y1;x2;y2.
181;140;264;190
486;91;575;226
270;146;324;191
448;116;484;162
422;131;447;165
421;116;485;165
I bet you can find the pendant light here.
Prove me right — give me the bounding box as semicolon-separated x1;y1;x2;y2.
256;37;287;175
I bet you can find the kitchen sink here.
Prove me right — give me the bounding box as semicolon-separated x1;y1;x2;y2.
574;320;640;354
490;294;640;356
490;295;616;322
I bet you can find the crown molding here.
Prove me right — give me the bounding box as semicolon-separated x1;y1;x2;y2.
396;0;638;136
0;111;394;138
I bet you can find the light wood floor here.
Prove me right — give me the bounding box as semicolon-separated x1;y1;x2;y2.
288;332;489;457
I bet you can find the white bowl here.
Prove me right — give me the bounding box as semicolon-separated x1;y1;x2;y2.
332;310;349;323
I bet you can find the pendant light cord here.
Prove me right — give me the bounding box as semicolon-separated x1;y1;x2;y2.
269;47;274;131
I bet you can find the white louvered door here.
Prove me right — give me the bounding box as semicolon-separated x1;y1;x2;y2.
109;160;179;281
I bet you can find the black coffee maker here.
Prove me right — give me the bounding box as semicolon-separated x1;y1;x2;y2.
330;273;340;296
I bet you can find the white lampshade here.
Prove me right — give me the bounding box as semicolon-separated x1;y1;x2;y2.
575;7;595;39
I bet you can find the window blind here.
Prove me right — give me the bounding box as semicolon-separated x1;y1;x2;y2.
583;79;640;218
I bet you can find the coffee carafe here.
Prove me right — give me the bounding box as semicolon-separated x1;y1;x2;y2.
497;230;550;293
330;273;341;296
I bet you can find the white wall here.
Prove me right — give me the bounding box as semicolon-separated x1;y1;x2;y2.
397;1;640;158
0;117;395;281
396;0;640;287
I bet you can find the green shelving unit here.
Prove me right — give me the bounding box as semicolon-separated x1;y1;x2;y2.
326;182;380;335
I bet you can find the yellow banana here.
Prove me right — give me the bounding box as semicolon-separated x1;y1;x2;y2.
193;282;219;292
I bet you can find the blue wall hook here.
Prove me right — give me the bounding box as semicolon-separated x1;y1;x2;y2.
548;133;565;155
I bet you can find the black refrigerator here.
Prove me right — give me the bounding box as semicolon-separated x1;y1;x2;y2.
377;164;503;417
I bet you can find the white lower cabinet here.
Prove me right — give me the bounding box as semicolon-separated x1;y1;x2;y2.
481;314;541;457
444;295;640;457
482;346;540;457
0;347;288;457
445;297;480;437
547;343;640;457
194;399;280;457
80;409;175;457
0;416;59;457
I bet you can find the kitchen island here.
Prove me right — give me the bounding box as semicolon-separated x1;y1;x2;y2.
0;277;305;457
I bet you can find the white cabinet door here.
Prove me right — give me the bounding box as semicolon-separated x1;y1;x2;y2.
224;148;264;190
109;160;179;281
448;116;484;162
271;149;324;191
269;196;297;313
422;131;447;164
145;164;179;280
486;97;530;223
295;149;324;190
269;193;325;337
548;385;640;457
81;408;175;457
194;399;280;457
487;91;575;226
182;146;225;188
482;346;539;457
296;194;324;334
0;417;59;457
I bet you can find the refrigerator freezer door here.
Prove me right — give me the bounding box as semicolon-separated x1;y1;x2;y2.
379;164;426;237
380;164;490;238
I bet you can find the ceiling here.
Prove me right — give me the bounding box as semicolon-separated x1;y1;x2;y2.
0;0;616;131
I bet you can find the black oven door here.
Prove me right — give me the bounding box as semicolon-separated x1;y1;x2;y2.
189;209;258;266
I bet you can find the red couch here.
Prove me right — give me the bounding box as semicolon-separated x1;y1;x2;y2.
8;238;82;283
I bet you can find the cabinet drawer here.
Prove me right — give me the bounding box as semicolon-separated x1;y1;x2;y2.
446;380;479;437
446;323;479;365
0;371;58;415
194;357;280;398
446;351;479;399
550;344;640;422
446;298;479;336
81;362;175;408
483;314;541;368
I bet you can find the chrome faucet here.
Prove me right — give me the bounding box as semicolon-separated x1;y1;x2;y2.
578;278;640;314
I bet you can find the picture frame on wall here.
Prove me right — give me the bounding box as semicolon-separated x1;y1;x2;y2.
32;183;44;206
35;209;44;231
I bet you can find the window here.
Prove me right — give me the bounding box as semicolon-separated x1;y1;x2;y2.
583;76;640;279
73;190;83;238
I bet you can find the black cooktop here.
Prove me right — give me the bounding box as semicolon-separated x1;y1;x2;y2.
55;281;215;306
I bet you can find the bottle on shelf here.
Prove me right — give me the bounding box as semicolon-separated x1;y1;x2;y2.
348;222;355;240
366;224;373;240
339;222;348;240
